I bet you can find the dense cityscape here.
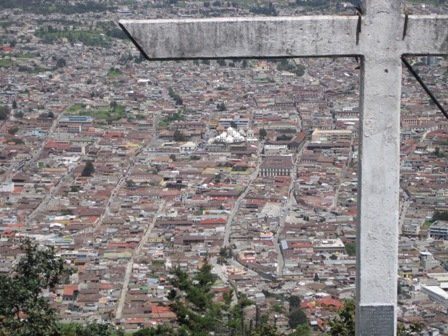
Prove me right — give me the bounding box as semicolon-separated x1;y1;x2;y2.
0;0;447;335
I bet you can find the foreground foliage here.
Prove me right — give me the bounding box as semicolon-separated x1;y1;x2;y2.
0;239;72;336
60;323;124;336
327;300;355;336
2;240;361;336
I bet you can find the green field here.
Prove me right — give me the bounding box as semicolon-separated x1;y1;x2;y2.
0;58;13;68
15;52;36;59
36;29;110;48
107;68;122;78
67;103;126;121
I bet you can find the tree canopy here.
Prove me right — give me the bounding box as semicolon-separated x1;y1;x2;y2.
81;161;95;177
139;261;291;336
0;241;322;336
327;300;355;336
0;105;10;120
0;239;72;336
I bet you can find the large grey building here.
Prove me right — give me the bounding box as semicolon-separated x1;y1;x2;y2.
429;220;448;240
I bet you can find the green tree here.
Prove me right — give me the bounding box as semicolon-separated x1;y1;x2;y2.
0;239;72;336
288;295;301;310
56;58;66;68
294;64;305;77
165;261;283;336
7;126;18;135
216;102;226;111
168;262;222;335
9;137;24;145
288;309;307;329
290;323;310;336
132;325;172;336
434;147;444;157
61;322;126;336
345;242;356;256
397;322;424;336
273;303;284;314
432;210;448;222
328;300;355;336
81;161;95;177
259;128;267;140
219;247;231;259
0;105;10;120
173;130;186;142
59;322;124;336
75;323;122;336
168;87;183;106
126;180;136;189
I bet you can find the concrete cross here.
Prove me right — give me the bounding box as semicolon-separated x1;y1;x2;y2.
119;1;448;334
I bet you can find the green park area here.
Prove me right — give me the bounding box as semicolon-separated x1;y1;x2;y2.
107;67;122;78
0;58;13;68
67;103;126;121
158;111;185;128
35;28;110;47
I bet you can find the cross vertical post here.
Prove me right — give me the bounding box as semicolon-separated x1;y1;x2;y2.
356;1;402;334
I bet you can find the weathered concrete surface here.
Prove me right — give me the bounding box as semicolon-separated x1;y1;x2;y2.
405;15;448;55
119;16;359;59
120;14;448;59
356;52;401;336
355;1;403;335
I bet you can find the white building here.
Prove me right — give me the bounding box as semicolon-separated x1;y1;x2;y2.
179;141;197;153
421;285;448;307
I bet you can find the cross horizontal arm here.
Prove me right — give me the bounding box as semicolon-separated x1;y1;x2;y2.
119;16;359;60
404;15;448;55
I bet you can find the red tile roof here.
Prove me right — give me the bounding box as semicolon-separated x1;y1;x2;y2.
63;284;78;296
200;218;227;225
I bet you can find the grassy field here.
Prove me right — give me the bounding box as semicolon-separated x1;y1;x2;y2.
0;58;13;68
107;68;122;78
36;29;110;48
15;52;36;59
67;103;126;121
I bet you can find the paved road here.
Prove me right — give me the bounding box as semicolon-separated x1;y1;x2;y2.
399;198;411;233
75;141;147;237
26;165;76;226
115;201;165;320
26;138;97;226
397;128;431;233
273;142;305;276
92;162;135;233
208;257;239;305
223;142;263;247
3;112;63;182
331;137;354;211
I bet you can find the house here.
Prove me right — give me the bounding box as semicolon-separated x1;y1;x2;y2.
259;156;293;177
179;141;197;153
429;220;448;240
